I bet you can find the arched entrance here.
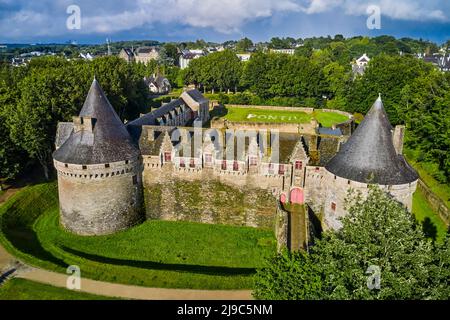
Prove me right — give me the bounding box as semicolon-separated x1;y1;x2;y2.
290;188;304;204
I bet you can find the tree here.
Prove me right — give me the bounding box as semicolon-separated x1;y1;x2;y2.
254;187;449;300
162;43;179;66
184;50;242;93
399;70;450;183
0;113;24;188
253;251;323;300
236;38;253;53
347;54;433;124
0;56;148;181
6;72;58;180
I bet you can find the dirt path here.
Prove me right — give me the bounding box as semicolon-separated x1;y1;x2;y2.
0;245;14;272
18;268;253;300
0;187;20;205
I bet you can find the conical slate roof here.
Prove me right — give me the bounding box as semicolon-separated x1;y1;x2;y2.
53;79;140;165
325;96;418;185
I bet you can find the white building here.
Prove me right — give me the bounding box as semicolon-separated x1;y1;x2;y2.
179;50;205;69
236;53;252;62
270;49;295;55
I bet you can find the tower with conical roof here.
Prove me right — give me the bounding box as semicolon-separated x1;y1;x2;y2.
320;95;419;230
53;79;144;235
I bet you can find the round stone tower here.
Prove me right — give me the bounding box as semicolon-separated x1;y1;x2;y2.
321;95;419;230
53;79;144;235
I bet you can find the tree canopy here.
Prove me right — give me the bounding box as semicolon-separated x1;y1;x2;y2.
254;187;450;300
0;56;149;180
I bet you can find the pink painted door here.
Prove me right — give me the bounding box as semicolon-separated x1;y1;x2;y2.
290;188;304;204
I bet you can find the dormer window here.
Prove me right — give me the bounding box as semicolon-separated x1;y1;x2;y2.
180;158;186;168
295;161;303;170
278;165;285;175
331;202;336;211
82;165;87;170
250;157;258;166
164;152;172;162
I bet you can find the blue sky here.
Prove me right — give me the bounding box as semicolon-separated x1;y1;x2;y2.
1;0;449;44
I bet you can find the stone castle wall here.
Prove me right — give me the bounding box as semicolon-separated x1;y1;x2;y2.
417;179;449;226
54;158;144;235
142;163;278;228
305;166;417;231
212;120;318;135
143;156;287;192
275;202;289;252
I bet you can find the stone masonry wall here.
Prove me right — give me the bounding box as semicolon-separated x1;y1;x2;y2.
143;164;277;228
275;202;289;252
55;159;144;235
310;168;418;231
417;179;450;226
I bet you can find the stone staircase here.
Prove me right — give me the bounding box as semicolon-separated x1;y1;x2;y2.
289;204;308;252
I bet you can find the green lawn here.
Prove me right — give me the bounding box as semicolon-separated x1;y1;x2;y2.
0;278;117;300
0;183;276;290
313;110;349;127
405;154;450;210
220;106;349;127
412;188;448;242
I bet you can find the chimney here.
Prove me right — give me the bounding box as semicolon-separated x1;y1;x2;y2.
147;127;154;142
73;116;95;133
310;119;319;129
73;116;83;133
82;117;95;133
393;125;405;155
309;135;318;152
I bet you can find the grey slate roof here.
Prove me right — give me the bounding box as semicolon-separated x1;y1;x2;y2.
53;79;140;165
325;96;419;185
183;89;208;105
127;99;185;130
55;122;74;149
317;127;343;136
153;75;167;88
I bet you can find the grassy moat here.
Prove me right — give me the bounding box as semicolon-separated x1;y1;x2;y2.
0;181;445;293
0;183;276;290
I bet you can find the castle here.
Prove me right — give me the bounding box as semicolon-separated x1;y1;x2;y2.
53;79;419;244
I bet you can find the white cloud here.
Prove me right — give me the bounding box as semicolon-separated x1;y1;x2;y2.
81;0;302;34
0;0;448;39
299;0;448;22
